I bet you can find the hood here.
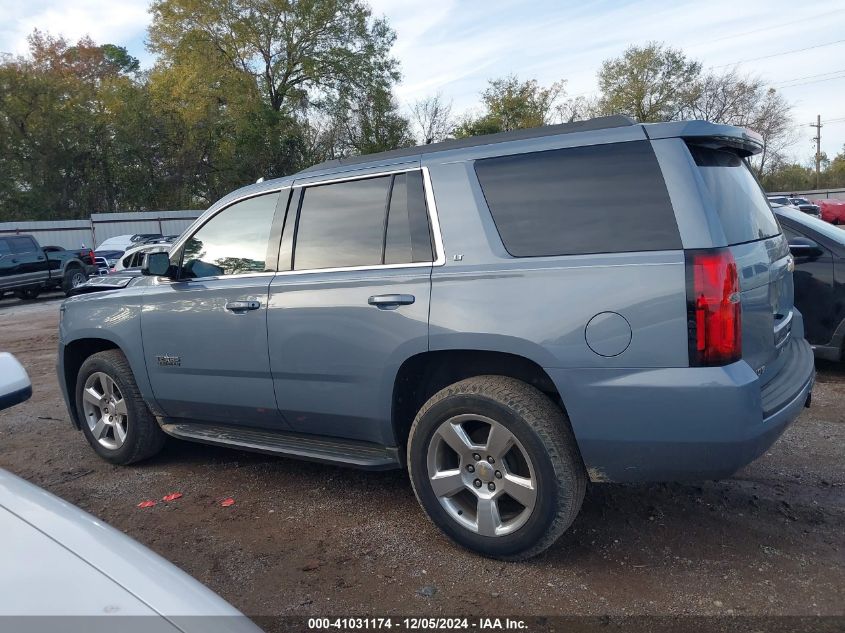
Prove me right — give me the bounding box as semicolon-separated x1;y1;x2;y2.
0;470;261;631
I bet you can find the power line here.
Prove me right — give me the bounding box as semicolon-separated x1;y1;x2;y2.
710;39;845;68
695;9;845;46
775;68;845;86
777;74;845;89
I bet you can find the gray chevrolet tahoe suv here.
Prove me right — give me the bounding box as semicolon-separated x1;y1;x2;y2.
58;115;815;559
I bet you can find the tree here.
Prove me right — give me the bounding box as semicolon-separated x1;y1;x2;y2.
683;69;795;177
148;0;399;115
823;146;845;188
597;42;701;122
310;83;413;158
0;32;157;220
411;93;453;144
147;33;307;206
746;88;795;178
454;75;565;138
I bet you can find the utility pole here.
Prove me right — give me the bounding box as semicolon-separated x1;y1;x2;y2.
810;115;822;189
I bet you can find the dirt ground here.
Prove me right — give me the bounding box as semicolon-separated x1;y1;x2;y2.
1;292;843;623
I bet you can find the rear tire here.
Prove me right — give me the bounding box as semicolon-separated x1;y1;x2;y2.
407;375;586;560
63;266;88;295
75;350;165;465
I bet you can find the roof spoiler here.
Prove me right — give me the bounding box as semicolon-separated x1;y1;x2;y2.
643;121;764;157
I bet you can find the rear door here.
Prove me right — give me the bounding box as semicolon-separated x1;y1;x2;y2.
267;167;435;445
688;145;793;380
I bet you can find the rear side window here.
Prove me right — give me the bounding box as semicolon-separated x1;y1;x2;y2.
294;171;433;270
474;141;681;257
688;145;780;244
385;171;433;264
295;176;391;270
0;239;10;255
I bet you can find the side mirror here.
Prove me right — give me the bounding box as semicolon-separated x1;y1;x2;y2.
142;251;174;277
0;353;32;411
788;237;824;259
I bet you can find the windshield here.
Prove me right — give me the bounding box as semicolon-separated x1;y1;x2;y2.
688;144;781;244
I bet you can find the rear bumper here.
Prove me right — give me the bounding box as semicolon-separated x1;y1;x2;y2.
547;337;815;482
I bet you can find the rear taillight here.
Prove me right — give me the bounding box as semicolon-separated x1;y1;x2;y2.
686;249;741;366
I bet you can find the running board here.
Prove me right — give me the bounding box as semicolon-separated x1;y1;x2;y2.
159;421;401;470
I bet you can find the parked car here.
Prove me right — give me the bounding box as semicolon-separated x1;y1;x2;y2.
789;197;821;217
767;195;817;216
129;233;164;244
114;242;171;272
0;234;97;299
768;195;799;208
813;198;845;225
58;116;815;560
0;355;261;630
772;204;845;361
95;234;136;252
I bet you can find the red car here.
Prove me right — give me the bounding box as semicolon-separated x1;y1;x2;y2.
813;199;845;225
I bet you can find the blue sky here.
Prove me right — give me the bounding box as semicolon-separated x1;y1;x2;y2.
2;0;845;163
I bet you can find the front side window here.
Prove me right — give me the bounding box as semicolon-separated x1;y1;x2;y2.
180;193;279;278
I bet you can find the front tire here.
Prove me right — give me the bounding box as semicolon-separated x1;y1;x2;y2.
14;288;40;300
75;350;165;465
407;375;586;560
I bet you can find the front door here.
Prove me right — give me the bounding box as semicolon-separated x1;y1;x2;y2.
0;236;48;290
141;190;288;428
268;168;436;445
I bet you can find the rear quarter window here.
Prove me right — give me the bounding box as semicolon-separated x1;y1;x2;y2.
687;145;781;245
474;140;681;257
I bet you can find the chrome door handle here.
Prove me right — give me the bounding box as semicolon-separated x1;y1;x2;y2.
368;294;415;309
225;300;261;312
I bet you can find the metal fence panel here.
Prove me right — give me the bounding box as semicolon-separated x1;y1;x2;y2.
769;188;845;201
0;211;203;249
0;220;94;250
90;211;202;246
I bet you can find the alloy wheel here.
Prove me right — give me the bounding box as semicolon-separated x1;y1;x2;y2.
426;414;537;537
81;372;128;450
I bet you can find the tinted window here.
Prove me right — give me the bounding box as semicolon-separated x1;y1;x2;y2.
475;141;681;257
9;237;39;254
688;145;780;244
294;176;390;270
181;193;279;278
0;239;10;256
385;171;433;264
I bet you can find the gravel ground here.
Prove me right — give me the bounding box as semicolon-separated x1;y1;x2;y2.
0;293;843;624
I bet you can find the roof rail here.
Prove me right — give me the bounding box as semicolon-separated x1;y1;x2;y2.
297;115;637;174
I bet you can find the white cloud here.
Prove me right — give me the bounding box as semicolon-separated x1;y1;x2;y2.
1;0;843;161
0;0;149;56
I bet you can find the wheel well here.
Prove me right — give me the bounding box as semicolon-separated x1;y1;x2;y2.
63;339;120;427
391;350;564;451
